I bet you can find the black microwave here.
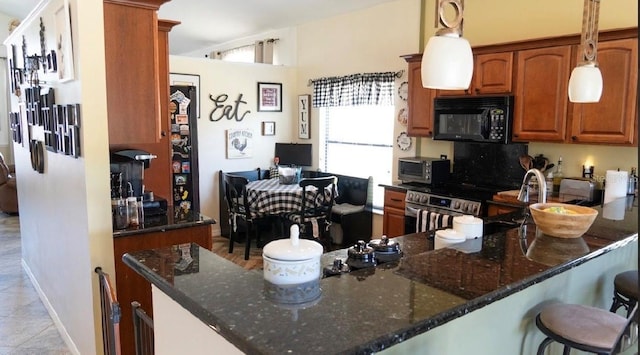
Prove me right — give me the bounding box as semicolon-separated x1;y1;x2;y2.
433;95;514;143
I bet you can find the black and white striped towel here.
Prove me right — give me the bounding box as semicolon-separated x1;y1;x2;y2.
416;210;453;233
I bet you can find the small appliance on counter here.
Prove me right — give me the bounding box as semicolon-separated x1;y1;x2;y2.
110;149;168;228
558;178;601;206
398;156;450;185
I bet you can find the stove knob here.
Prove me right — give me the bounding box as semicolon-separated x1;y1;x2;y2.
420;195;428;203
407;192;413;201
453;201;461;209
459;202;467;211
471;205;479;214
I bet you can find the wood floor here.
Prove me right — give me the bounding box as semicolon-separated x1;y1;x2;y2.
211;235;264;270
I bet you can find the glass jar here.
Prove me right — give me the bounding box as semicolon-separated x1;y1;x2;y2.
112;198;129;229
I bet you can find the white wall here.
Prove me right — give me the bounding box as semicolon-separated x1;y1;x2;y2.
169;56;297;235
3;0;113;353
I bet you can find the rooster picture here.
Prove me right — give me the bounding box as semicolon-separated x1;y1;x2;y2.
231;137;248;154
227;129;253;159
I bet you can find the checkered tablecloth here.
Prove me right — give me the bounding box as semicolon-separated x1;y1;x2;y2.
246;178;335;218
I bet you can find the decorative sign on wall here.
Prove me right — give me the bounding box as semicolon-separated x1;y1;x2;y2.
298;94;310;139
226;129;253;159
257;82;282;112
208;93;251;122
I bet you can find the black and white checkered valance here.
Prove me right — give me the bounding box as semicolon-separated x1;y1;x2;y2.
311;72;396;108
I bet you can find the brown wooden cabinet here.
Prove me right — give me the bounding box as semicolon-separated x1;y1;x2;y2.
568;38;638;145
113;224;212;355
104;0;178;201
104;0;167;146
402;55;437;137
401;28;637;146
512;45;572;143
438;52;514;96
383;188;406;237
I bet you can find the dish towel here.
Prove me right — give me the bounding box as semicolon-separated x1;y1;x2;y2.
416;210;453;233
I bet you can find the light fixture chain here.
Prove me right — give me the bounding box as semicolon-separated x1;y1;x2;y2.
435;0;464;36
580;0;600;63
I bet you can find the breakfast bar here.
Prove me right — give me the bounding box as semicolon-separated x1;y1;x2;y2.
123;196;637;354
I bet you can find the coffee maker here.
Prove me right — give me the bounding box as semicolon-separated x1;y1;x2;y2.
109;149;155;199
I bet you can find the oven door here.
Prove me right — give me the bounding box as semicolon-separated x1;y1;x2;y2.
404;204;463;234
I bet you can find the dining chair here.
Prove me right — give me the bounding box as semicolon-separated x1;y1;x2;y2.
284;176;337;247
223;174;263;260
535;301;638;355
610;270;639;318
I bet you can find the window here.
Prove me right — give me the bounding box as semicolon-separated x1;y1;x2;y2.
319;105;394;209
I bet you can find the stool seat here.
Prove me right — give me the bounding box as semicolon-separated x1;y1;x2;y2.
539;304;627;351
614;271;639;300
610;270;639;317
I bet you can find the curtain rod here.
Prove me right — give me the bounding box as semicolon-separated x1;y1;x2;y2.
307;70;404;87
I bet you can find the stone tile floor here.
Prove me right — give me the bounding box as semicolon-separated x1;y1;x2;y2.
0;214;71;355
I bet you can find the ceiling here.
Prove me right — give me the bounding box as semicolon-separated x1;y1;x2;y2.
1;0;399;56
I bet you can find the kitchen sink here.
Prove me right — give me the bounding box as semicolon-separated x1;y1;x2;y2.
483;219;519;236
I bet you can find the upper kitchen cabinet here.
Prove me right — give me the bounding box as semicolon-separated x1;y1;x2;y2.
568;38;638;146
402;54;437;137
104;0;170;146
512;45;572;143
438;52;514;96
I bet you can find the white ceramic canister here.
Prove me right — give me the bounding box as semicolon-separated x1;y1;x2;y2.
452;215;484;239
434;228;466;250
262;225;323;285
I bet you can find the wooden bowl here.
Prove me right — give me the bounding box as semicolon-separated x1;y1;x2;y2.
529;203;598;238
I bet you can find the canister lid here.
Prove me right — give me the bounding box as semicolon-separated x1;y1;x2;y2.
453;215;482;225
262;225;323;261
435;228;466;241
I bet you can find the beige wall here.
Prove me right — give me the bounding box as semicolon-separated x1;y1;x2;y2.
169;56;297;235
3;0;112;353
418;0;639;181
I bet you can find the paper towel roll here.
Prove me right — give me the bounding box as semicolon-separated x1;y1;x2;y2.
604;170;628;204
603;197;626;220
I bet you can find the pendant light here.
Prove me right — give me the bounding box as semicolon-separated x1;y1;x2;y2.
568;0;602;103
421;0;473;90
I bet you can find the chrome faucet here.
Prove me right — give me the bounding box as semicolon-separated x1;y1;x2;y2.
517;168;547;204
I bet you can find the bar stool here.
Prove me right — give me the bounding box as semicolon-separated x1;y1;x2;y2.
610;270;639;317
535;302;638;355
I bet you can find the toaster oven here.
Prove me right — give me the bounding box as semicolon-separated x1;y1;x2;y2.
398;157;450;185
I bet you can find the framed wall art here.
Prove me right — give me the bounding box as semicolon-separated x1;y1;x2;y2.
226;129;253;159
262;121;275;136
53;0;74;82
298;94;310;139
257;82;282;112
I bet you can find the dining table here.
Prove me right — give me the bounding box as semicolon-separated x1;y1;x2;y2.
245;178;336;218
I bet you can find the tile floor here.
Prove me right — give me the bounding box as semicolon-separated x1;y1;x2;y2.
0;214;71;355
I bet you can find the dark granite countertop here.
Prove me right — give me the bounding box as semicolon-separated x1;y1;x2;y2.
113;211;216;237
123;196;637;354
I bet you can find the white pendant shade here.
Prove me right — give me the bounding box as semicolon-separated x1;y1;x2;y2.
421;34;474;90
568;63;603;103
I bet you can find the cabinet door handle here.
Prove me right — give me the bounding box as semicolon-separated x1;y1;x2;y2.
391;198;403;202
571;136;577;141
161;131;167;137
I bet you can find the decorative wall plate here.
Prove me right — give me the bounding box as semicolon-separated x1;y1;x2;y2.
398;81;408;101
396;132;412;151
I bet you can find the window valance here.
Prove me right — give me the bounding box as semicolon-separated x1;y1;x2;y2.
310;71;398;108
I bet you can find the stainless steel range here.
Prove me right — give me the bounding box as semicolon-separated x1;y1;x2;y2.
405;191;482;218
